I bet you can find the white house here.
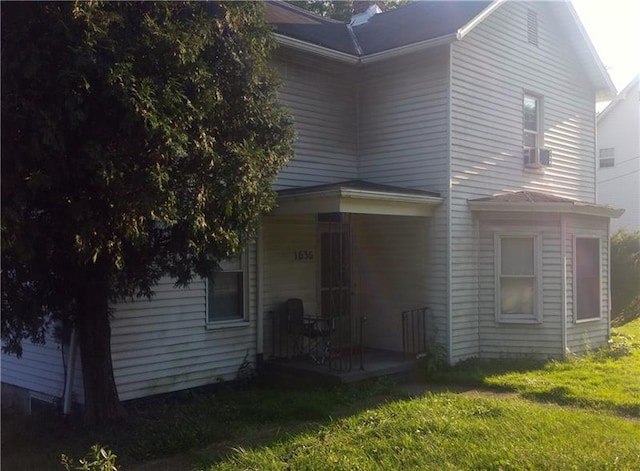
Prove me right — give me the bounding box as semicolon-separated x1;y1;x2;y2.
596;75;640;231
2;0;623;413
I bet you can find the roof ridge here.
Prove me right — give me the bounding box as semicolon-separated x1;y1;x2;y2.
346;23;363;56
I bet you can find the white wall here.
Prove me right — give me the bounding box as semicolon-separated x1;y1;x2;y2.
449;1;601;361
597;79;640;231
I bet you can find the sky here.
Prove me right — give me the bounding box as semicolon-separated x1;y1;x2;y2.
572;0;639;98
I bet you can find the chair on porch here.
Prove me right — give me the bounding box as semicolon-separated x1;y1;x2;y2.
286;298;332;364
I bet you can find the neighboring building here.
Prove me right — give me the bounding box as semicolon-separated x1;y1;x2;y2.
2;0;623;413
597;75;640;231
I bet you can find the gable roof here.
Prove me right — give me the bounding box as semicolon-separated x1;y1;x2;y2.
265;0;615;99
349;1;491;55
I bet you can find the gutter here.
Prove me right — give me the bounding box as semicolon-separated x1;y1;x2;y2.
279;187;443;206
468;201;625;219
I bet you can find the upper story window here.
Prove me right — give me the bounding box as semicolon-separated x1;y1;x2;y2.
207;255;247;323
599;148;615;168
495;234;542;323
523;93;551;168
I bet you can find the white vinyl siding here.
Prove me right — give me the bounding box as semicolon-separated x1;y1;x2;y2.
597;79;640;231
108;244;258;401
273;50;357;189
1;326;84;405
358;47;451;349
262;214;319;358
449;1;598;361
353;215;429;352
478;215;563;359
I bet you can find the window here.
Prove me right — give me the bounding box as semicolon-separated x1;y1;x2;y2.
575;237;600;321
523;94;550;167
207;255;246;323
599;148;615;168
495;234;541;323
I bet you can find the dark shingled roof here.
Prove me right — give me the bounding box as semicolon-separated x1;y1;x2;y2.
470;191;577;204
264;0;491;56
264;1;358;55
353;1;490;55
277;179;440;198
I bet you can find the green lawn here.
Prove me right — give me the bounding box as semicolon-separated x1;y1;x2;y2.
209;395;640;471
3;319;639;471
206;320;640;471
484;320;640;416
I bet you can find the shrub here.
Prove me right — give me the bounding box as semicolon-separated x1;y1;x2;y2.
61;445;118;471
610;230;640;321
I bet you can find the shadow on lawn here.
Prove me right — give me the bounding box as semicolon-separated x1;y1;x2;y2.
1;376;409;471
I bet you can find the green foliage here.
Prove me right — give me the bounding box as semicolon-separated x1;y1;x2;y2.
287;1;413;22
61;445;118;471
612;295;640;327
611;229;640;320
1;1;293;356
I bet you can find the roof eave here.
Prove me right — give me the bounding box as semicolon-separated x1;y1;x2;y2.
273;33;358;64
468;201;624;219
275;188;444;217
456;0;507;40
564;2;617;101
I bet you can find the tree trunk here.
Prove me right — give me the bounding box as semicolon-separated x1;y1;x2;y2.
76;262;126;425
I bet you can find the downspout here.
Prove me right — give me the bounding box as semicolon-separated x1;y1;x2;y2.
62;328;78;416
447;42;454;365
606;220;611;339
256;222;264;364
561;215;567;358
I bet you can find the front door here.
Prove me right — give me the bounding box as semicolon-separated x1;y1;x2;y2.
319;214;351;318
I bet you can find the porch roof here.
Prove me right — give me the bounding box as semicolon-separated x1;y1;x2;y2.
468;190;624;219
273;180;443;217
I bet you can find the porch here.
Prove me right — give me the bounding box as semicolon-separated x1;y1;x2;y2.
265;306;435;385
260;181;443;383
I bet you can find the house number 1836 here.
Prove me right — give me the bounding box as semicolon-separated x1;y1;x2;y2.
294;250;314;261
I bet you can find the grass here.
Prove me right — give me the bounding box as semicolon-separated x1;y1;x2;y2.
431;318;640;417
3;319;639;470
209;394;640;471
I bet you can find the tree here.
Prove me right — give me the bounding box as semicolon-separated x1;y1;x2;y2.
288;1;413;22
610;230;640;322
1;1;294;424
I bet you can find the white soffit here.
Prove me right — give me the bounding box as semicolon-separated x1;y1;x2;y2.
274;187;443;217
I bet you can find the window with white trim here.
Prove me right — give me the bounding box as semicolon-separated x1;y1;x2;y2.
523;94;550;167
598;148;615;168
207;255;246;323
495;234;541;323
575;237;601;321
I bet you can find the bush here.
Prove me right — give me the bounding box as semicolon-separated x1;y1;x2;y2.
610;230;640;321
61;445;118;471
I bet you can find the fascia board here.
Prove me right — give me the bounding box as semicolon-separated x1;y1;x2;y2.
358;34;457;64
468;201;625;219
564;2;617;101
456;0;506;40
273;33;358;64
274;188;443;216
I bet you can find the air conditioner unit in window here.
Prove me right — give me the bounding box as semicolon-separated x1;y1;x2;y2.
523;147;551;167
